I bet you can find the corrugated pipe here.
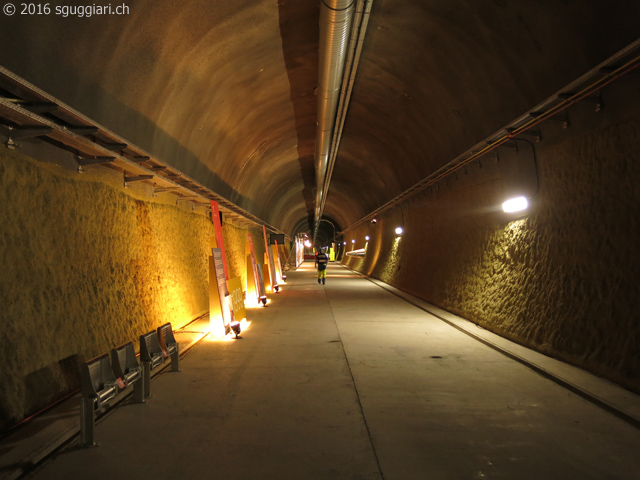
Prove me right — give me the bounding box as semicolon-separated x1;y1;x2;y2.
319;0;372;221
314;0;355;231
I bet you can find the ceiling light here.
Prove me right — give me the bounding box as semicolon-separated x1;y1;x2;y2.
502;196;528;213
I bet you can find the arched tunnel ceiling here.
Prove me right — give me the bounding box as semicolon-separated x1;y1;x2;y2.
1;1;638;236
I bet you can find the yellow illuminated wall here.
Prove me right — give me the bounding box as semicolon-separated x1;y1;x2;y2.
0;148;213;430
344;118;640;395
222;222;259;290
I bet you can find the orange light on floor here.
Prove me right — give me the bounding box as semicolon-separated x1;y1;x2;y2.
207;317;233;341
246;297;260;308
207;334;235;343
238;318;251;334
247;295;269;308
207;317;251;341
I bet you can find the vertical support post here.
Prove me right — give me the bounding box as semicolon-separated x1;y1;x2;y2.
79;397;96;447
170;346;180;372
142;361;151;398
133;378;145;403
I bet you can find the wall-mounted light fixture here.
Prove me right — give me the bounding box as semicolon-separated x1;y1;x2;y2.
371;218;377;224
343;241;347;245
351;239;356;244
395;227;403;236
365;235;370;241
502;196;528;213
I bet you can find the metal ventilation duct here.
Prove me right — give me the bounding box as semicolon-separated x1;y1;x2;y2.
314;0;355;229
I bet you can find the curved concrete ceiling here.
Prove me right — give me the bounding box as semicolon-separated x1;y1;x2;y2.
1;1;638;237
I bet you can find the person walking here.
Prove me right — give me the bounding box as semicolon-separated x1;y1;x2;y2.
315;248;329;285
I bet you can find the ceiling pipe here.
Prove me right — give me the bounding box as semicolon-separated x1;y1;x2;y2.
319;0;372;220
314;0;355;237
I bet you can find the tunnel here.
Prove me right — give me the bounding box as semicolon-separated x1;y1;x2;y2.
1;1;639;478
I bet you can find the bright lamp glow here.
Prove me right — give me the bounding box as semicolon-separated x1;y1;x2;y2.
395;227;403;235
365;235;370;241
304;240;312;248
502;196;528;213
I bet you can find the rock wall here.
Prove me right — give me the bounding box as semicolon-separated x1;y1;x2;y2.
222;223;251;289
344;90;640;394
0;147;219;431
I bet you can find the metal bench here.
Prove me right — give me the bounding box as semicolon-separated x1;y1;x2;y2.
139;331;165;398
111;341;145;404
157;322;180;372
78;353;118;447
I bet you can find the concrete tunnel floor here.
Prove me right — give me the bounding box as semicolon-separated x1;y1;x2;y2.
24;262;640;480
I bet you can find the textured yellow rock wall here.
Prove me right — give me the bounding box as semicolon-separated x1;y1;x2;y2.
345;118;640;394
222;224;249;287
0;148;215;430
221;223;270;291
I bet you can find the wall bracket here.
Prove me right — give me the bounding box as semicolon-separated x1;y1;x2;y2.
76;156;115;173
124;174;153;187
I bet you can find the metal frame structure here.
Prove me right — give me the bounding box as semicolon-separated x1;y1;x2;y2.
0;66;289;237
340;39;640;234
